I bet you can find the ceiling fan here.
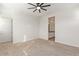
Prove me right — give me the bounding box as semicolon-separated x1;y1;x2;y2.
27;3;51;13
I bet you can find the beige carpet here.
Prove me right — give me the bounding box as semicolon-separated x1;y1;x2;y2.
0;39;79;56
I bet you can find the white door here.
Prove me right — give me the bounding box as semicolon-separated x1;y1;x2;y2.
0;17;12;42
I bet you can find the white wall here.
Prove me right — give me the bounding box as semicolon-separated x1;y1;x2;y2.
0;3;40;43
13;14;40;43
39;4;79;47
39;16;48;40
55;6;79;47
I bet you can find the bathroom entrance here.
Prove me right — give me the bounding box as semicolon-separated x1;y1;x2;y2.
48;16;55;41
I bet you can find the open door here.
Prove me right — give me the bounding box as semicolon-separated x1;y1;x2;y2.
48;16;55;41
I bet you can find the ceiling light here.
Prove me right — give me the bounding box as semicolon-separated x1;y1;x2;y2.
37;7;40;10
28;3;51;13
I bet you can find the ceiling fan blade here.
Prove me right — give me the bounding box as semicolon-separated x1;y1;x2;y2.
28;3;36;7
40;3;44;6
41;8;47;11
42;5;51;7
38;9;41;13
33;9;37;12
37;3;40;6
28;7;36;9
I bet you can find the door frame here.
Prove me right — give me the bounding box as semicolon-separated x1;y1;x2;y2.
48;16;55;41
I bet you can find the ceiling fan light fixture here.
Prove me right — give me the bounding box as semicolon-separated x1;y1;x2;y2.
28;3;51;13
37;7;40;10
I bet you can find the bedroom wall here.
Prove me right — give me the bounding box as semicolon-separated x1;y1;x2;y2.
0;3;40;43
39;3;79;47
13;15;40;43
39;15;48;40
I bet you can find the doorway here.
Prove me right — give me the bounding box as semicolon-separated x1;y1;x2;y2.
0;17;13;43
48;16;55;41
